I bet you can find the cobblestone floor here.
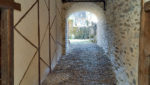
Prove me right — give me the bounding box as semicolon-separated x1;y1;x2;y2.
42;41;116;85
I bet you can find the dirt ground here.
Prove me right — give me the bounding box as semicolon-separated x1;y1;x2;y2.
42;40;116;85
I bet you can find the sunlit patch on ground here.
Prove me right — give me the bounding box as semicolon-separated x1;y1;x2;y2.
69;39;91;44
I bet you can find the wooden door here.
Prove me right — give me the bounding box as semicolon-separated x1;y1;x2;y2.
139;1;150;85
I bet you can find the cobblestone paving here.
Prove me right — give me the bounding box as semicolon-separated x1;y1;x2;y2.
42;41;116;85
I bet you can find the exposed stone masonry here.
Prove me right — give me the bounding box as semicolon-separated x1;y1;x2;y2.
105;0;141;85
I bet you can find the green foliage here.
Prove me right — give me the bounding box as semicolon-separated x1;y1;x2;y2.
69;27;90;39
69;23;97;42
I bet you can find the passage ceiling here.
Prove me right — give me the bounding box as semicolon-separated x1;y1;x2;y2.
62;0;105;2
62;0;106;10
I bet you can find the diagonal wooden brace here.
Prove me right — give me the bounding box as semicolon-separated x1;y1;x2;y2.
0;0;21;11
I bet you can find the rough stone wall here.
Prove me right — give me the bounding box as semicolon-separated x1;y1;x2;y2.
105;0;141;85
14;0;63;85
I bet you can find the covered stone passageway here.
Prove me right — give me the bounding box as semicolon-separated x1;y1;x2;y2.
0;0;150;85
42;3;116;84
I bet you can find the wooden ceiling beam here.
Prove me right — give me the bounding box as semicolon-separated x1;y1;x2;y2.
0;0;21;11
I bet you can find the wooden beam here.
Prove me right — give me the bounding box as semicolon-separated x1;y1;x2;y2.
0;0;21;11
139;1;150;85
1;8;14;85
0;0;20;85
144;1;150;12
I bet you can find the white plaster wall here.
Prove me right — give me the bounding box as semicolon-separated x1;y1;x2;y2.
14;0;38;84
14;0;63;85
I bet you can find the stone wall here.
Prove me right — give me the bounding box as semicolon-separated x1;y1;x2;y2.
105;0;141;85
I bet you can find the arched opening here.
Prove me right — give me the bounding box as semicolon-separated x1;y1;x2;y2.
62;3;108;54
66;11;99;51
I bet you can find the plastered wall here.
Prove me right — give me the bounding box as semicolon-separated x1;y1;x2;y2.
105;0;141;85
14;0;63;85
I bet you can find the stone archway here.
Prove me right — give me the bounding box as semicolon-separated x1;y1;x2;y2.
62;2;108;54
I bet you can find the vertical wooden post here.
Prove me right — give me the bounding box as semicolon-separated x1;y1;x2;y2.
48;0;52;72
1;8;14;85
139;1;150;85
37;0;41;84
0;0;20;85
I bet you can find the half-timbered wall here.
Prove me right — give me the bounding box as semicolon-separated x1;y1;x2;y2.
14;0;63;85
